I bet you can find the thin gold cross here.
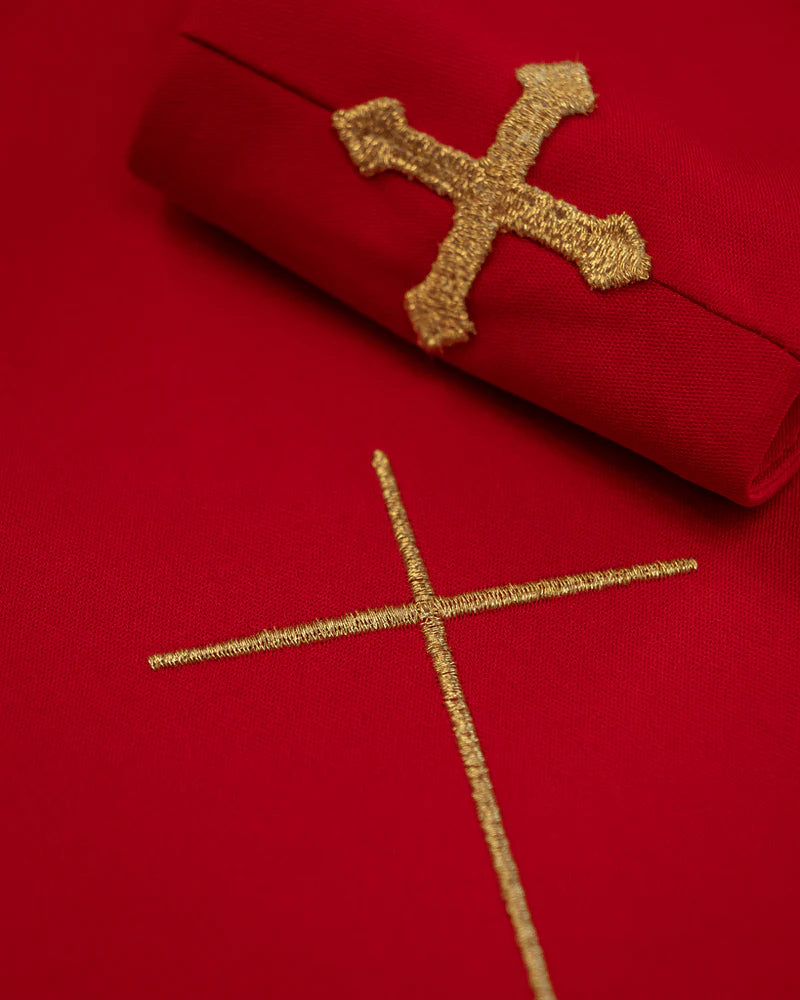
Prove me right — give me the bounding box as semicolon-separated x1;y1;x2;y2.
333;63;651;350
151;451;696;998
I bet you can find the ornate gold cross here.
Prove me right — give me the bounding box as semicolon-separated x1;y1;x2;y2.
333;63;651;350
152;451;695;998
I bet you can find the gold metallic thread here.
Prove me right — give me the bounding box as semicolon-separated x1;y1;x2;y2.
333;63;651;350
371;450;556;1000
149;450;698;1000
149;557;697;669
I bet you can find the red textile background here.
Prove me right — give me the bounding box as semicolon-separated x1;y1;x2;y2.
1;3;799;1000
129;0;800;505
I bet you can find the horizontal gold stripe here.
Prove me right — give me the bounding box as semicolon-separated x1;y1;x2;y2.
149;557;697;670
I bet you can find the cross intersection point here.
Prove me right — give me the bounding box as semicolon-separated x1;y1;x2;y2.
151;451;696;999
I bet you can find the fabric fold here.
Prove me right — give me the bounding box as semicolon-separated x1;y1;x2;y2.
129;0;800;505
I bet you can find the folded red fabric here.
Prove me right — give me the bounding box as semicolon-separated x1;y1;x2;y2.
130;0;800;505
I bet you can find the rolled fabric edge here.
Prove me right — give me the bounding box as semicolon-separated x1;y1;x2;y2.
129;34;800;507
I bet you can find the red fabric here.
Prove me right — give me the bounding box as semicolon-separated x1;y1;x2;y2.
128;0;800;506
2;4;799;1000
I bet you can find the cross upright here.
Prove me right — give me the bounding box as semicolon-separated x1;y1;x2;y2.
334;62;650;350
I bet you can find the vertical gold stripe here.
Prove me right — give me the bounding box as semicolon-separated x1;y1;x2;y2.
371;450;557;1000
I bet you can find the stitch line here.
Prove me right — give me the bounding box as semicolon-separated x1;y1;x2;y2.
181;32;334;113
650;277;800;365
149;557;698;669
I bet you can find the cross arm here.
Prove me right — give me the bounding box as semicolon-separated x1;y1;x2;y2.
333;98;478;200
502;182;651;289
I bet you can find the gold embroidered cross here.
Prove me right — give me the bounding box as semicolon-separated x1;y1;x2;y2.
151;451;696;999
333;63;651;350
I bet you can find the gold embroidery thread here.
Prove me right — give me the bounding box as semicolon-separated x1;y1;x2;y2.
371;450;556;999
150;558;696;669
150;450;697;1000
333;63;650;350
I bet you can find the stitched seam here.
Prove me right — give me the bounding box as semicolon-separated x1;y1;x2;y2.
179;31;800;367
650;277;800;365
181;32;334;112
